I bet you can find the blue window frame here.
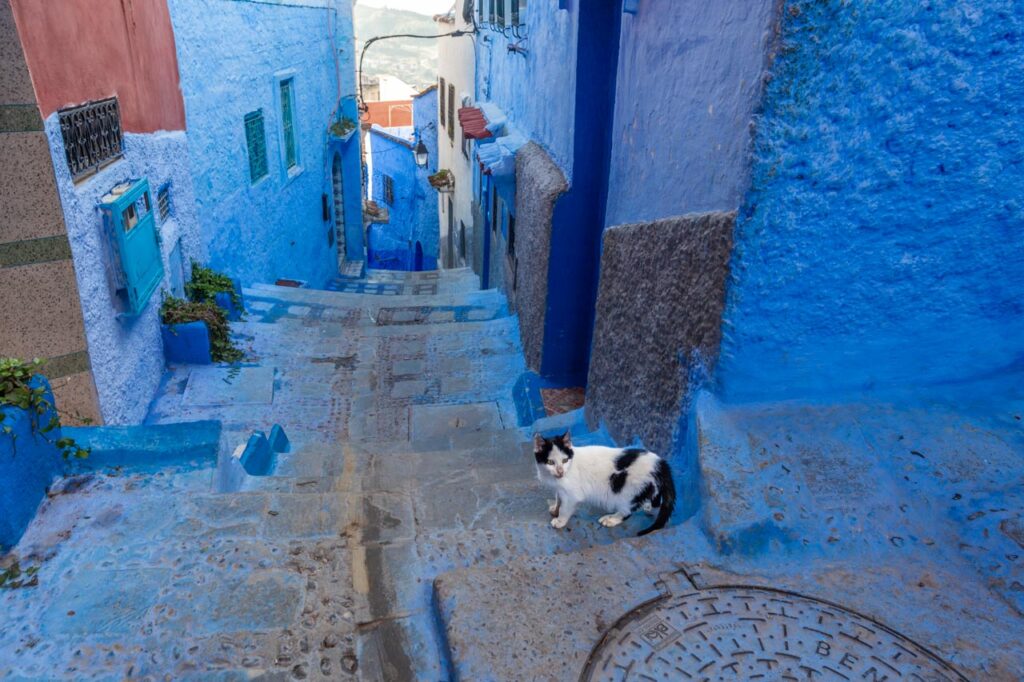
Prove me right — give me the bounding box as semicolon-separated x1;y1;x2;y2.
244;110;268;183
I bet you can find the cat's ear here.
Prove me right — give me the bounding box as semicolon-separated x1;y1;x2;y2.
561;430;573;448
533;433;546;452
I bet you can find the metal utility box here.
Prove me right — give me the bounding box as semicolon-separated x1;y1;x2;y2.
98;179;164;316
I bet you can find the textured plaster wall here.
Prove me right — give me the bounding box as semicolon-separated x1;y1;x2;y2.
586;213;735;455
436;10;476;268
44;121;205;425
169;0;343;287
605;0;779;226
10;0;185;132
717;0;1024;401
512;142;567;371
476;1;577;177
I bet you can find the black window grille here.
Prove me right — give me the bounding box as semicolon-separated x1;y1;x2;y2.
58;97;123;181
157;183;172;221
496;0;506;25
439;78;446;128
511;0;521;25
383;174;395;205
448;84;456;143
508;213;516;256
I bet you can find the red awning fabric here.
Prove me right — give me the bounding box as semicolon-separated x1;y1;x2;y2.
458;106;492;140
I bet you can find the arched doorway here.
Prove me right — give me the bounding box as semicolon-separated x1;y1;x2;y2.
332;153;346;267
414;242;424;272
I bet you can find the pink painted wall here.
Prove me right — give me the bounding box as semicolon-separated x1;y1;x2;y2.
11;0;185;132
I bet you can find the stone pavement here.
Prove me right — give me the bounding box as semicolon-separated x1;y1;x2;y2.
2;266;1023;680
435;392;1024;680
0;268;636;680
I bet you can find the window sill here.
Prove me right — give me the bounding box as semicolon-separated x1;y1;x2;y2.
284;165;304;186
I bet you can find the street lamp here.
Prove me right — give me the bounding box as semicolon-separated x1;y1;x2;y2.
414;139;428;168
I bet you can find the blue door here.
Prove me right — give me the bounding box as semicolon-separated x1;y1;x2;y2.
414;242;424;271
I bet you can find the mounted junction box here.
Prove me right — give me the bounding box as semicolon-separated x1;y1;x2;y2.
98;178;164;317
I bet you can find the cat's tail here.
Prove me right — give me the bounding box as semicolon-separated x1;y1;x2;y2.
638;459;675;537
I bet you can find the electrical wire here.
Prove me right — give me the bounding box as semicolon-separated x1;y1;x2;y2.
357;23;476;118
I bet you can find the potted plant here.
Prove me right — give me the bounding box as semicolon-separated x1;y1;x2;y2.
160;296;244;365
185;261;244;321
428;169;454;192
329;117;357;141
1;358;88;551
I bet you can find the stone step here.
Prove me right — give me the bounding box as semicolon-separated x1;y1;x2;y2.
324;267;479;296
244;282;507;317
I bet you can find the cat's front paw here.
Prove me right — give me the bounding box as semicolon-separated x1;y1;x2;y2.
548;500;560;517
599;514;624;528
551;517;568;529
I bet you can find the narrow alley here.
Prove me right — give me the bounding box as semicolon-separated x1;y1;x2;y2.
2;0;1023;680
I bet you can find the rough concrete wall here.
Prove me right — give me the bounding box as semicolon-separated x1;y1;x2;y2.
717;0;1024;401
477;1;577;178
605;0;779;226
169;0;338;287
10;0;185;132
512;142;567;370
44;121;205;425
0;0;100;424
586;212;735;455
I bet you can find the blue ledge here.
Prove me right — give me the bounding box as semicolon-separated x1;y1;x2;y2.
63;420;222;473
512;371;547;428
240;431;275;476
268;424;290;453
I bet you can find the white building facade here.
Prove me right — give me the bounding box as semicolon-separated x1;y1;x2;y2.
434;6;476;269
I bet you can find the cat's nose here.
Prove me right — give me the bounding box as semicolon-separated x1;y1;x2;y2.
555;467;564;476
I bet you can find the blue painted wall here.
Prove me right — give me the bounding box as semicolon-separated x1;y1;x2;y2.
475;1;578;178
604;0;777;227
44;123;206;425
169;0;361;288
366;88;439;271
716;0;1024;402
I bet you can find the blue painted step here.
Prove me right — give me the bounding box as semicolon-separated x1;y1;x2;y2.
63;420;221;473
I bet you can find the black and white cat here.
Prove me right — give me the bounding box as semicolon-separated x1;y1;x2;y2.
533;431;675;536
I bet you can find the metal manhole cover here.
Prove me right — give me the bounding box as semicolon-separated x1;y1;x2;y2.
581;586;967;681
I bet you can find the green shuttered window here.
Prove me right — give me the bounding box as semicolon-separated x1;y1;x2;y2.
280;78;297;170
245;109;269;183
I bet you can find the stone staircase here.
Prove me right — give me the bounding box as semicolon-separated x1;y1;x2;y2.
4;266;1022;680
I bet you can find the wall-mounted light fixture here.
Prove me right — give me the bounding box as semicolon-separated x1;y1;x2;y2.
414;139;429;167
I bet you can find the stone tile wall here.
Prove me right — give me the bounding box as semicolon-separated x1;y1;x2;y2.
0;0;99;423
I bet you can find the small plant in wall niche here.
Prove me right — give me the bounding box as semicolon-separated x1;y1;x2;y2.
0;357;89;460
160;296;245;364
330;117;357;138
185;261;241;309
428;169;454;192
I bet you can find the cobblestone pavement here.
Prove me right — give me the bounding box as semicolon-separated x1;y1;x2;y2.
0;269;634;680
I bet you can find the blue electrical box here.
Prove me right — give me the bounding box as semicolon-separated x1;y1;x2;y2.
98;179;164;316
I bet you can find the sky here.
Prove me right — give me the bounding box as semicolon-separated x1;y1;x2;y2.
355;0;454;15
